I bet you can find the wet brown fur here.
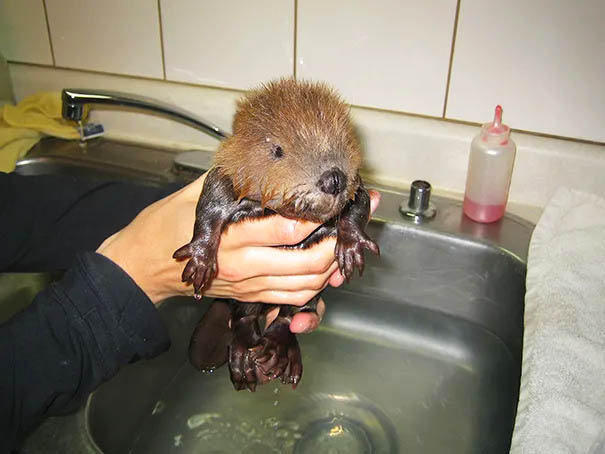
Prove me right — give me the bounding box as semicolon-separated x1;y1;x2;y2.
178;79;379;391
213;79;362;222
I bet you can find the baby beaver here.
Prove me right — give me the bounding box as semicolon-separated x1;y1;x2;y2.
174;79;379;391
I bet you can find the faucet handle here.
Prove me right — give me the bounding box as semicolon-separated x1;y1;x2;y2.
400;180;436;221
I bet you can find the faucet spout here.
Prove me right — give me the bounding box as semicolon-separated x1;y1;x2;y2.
61;88;228;141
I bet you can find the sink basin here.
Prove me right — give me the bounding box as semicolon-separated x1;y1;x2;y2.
9;138;532;453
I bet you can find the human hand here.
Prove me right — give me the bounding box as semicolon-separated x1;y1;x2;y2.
97;172;380;333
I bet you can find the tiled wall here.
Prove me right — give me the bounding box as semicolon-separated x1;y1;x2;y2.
1;0;605;219
1;0;603;143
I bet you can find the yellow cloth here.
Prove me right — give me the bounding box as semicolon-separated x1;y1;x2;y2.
0;92;85;172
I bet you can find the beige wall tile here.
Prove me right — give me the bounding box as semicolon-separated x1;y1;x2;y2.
9;63;605;215
0;0;53;64
447;0;605;142
297;0;457;117
45;0;163;78
9;64;235;151
161;0;294;90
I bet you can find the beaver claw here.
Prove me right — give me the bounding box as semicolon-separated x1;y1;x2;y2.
228;315;263;391
229;318;302;391
229;341;267;392
255;325;303;389
335;230;380;281
173;239;218;296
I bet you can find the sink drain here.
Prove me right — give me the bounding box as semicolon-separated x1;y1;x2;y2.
295;416;372;454
291;393;398;454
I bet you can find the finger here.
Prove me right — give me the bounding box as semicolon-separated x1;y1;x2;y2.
290;298;326;333
264;306;280;329
289;312;319;334
212;261;339;296
181;172;209;200
316;298;326;321
239;289;326;306
221;215;321;248
328;268;345;288
368;189;381;215
220;237;337;280
222;192;378;251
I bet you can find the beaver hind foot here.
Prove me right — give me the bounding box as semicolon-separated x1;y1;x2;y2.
188;299;309;392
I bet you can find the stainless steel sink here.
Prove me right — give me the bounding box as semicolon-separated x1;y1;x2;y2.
8;138;532;454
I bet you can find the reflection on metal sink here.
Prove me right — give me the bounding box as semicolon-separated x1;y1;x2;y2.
14;137;211;185
11;138;532;454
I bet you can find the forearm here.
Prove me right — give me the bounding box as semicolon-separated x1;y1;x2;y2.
0;172;180;272
0;252;170;451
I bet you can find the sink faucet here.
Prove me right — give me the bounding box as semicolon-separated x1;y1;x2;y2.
61;88;228;141
400;180;437;221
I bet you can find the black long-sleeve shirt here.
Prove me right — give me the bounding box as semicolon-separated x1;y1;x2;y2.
0;173;180;452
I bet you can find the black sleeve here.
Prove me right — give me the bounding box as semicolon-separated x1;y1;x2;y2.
0;252;171;452
0;172;181;272
0;172;182;451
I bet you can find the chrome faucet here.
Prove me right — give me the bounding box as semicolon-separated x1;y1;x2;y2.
400;180;437;221
61;88;228;141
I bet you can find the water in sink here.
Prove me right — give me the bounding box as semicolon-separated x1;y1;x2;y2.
10;141;530;453
125;331;400;454
88;291;518;454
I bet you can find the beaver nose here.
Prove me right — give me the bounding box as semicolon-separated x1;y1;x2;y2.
317;168;347;195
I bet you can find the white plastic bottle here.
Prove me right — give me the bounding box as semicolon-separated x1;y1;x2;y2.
463;105;516;223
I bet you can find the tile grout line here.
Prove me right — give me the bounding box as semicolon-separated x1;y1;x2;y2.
6;61;247;94
157;0;167;80
6;61;605;147
293;0;298;79
41;0;56;66
442;0;461;119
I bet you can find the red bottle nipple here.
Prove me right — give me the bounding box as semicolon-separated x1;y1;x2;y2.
482;105;510;144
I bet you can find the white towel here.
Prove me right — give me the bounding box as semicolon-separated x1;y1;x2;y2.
510;187;605;454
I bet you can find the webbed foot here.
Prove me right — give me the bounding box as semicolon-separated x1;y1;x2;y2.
229;315;303;391
254;318;303;389
228;315;265;392
188;300;232;371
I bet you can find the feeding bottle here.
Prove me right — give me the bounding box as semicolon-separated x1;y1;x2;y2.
463;105;516;223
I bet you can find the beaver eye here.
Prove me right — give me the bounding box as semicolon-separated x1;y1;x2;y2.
272;145;284;159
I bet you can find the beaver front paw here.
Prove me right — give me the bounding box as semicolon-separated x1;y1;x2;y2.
173;239;218;297
335;229;380;281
